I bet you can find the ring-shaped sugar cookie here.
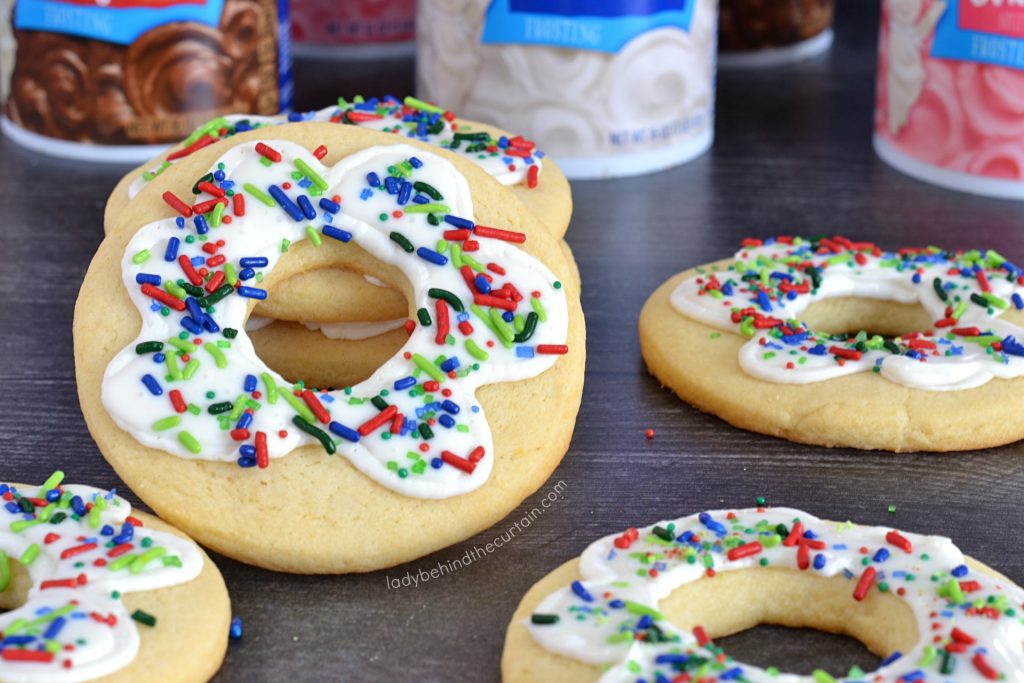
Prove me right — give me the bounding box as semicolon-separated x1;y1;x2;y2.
75;130;585;573
503;507;1024;683
0;472;229;683
640;236;1024;451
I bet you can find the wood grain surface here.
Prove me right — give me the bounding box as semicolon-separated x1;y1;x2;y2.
0;2;1020;680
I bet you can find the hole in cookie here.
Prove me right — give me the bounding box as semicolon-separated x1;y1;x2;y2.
246;264;413;390
715;625;880;676
0;556;32;613
658;567;916;676
800;298;935;338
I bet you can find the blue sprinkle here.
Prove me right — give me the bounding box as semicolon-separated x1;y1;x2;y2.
71;496;86;516
570;580;593;602
214;170;227;182
141;374;163;396
185;297;204;321
385;176;399;194
367;172;381;187
267;185;304;222
635;614;653;630
899;670;923;683
238;268;255;281
873;548;890;563
813;553;826;570
194;215;209;234
42;616;66;640
297;194;317;220
951;564;969;578
175;217;185;229
438;414;455;428
287;112;304;122
394;377;417;391
100;524;114;536
230;616;243;640
45;489;61;503
719;668;744;681
474;275;492;294
319;198;340;214
360;188;373;201
516;346;535;358
409;156;423;168
444;214;474;230
240;257;269;268
398;180;412;205
608;599;625;609
180;316;203;334
808;344;828;356
441;400;460;415
136;273;161;286
412;194;429;204
323;225;353;243
655;654;689;665
239;445;256;458
416;247;448;266
1003;336;1024;357
440;357;460;373
430;457;443;469
191;256;205;267
880;651;902;666
202;314;220;334
1013;293;1024;310
770;271;793;282
237;286;268;300
756;290;773;312
244;374;258;392
164;237;180;261
237;456;256;468
236;412;253;431
328;421;360;442
912;272;921;284
721;282;734;296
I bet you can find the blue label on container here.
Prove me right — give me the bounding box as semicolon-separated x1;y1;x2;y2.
14;0;225;46
278;0;293;112
481;0;694;53
931;0;1024;71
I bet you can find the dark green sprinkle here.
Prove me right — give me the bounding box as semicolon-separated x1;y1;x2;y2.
181;282;205;298
652;526;673;541
426;213;440;226
131;609;157;627
223;328;238;339
427;288;465;312
933;277;948;302
805;266;822;290
855;341;867;353
427;120;445;135
970;293;989;308
530;614;559;625
371;396;389;411
884;340;901;354
135;341;164;354
291;416;336;455
513;312;539;343
775;523;789;538
419;423;434;440
412;181;443;201
454;132;489;142
417;307;432;326
390;231;414;253
202;284;235;307
208;402;234;415
49;512;67;525
17;498;34;514
940;650;955;674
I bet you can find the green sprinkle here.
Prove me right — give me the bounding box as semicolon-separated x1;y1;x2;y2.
210;200;225;228
428;288;465;312
413;181;443;200
244;183;276;207
306;224;323;247
182;358;200;380
177;431;202;454
530;296;548;323
412;353;446;383
488;308;515;343
166;337;197;353
224;263;238;286
389;231;414;253
108;553;138;572
417;307;432;326
982;292;1009;310
404;96;444;114
131;609;157;627
130;547;167;574
291;415;336;454
40;471;64;494
132;249;151;265
0;550;9;592
812;671;837;683
280;387;317;423
933;278;948;302
204;343;228;368
261;373;279;404
19;544;39;566
295;158;328;190
153;416;181;431
402;203;450;214
465;339;489;360
163;280;187;300
135;341;164;354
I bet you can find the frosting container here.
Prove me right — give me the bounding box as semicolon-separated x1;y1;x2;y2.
875;0;1024;200
416;0;717;179
718;0;834;68
290;0;415;59
0;0;292;162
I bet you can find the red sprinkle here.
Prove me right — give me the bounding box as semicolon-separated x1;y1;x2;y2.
829;346;862;361
60;542;97;560
1;649;55;662
441;450;477;474
313;144;328;160
727;541;763;561
537;345;569;355
852;566;876;601
166;133;215;161
302;389;331;424
972;653;1000;680
169;389;187;414
435;299;450;345
885;530;913;553
255;142;282;162
178;255;203;286
255;431;269;469
197;181;225;198
474;225;526;243
693;625;710;647
527;164;539;189
233;193;246;216
358;405;398;436
162;191;193;217
141;283;186;311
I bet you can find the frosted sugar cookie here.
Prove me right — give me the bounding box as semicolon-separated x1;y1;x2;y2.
504;506;1023;682
76;127;585;573
640;236;1024;451
0;472;229;682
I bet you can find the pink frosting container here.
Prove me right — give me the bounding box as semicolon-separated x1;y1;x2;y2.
874;0;1024;200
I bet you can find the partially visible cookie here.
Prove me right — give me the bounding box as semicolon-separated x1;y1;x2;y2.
0;474;229;683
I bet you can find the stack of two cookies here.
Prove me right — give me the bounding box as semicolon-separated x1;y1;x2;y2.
61;99;584;680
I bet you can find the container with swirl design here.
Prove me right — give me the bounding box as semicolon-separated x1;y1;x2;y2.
416;0;718;179
1;0;292;162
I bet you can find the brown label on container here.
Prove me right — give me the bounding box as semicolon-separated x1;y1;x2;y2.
3;0;284;146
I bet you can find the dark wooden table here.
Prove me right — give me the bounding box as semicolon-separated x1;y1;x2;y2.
1;2;1021;679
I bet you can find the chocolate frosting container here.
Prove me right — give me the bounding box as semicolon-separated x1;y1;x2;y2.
874;0;1024;200
416;0;718;180
1;0;291;162
718;0;834;69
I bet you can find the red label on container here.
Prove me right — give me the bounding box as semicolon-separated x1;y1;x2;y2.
958;1;1024;39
